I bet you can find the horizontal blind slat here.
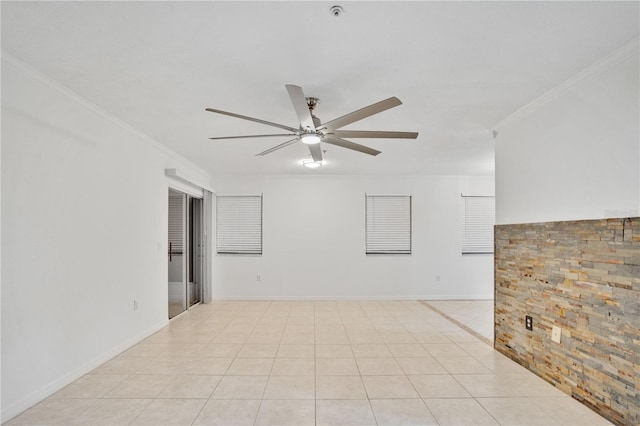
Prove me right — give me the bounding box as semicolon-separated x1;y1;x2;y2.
366;195;411;254
216;195;262;255
461;196;495;253
168;194;184;252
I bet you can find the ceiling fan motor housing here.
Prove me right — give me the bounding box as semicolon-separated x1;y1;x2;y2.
305;97;322;132
306;97;319;110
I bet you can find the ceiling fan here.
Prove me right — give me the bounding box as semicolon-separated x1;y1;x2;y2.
206;84;418;164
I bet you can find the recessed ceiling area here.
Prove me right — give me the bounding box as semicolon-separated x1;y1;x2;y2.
2;1;638;176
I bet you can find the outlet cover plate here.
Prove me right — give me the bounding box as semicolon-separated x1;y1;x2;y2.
551;325;562;343
525;315;533;331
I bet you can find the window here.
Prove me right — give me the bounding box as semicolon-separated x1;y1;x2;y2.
216;195;262;255
461;195;495;254
365;195;412;254
168;192;185;255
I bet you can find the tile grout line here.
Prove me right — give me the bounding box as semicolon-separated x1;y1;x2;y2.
314;302;317;426
382;301;438;425
198;302;234;426
361;301;380;426
253;300;280;426
17;301;603;426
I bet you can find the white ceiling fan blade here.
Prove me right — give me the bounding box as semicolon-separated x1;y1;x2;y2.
255;138;299;156
206;107;298;133
332;130;418;139
308;143;323;162
209;133;296;140
285;84;316;132
319;97;402;131
323;136;381;156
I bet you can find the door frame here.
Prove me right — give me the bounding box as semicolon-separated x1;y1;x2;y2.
168;186;206;319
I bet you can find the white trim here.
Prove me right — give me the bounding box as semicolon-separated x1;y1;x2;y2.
168;179;203;199
2;53;212;183
1;319;169;423
419;294;494;301
209;294;494;301
202;191;214;303
215;193;263;197
165;168;215;193
365;193;414;197
460;193;495;198
211;174;495;181
493;37;640;131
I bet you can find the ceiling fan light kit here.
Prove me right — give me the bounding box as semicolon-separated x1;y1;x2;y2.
206;84;418;167
302;159;323;169
300;133;322;145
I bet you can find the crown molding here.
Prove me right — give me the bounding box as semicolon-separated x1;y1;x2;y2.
2;52;213;184
493;37;639;131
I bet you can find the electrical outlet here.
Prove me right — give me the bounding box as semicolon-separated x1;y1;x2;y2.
257;275;262;282
435;275;440;281
133;300;138;311
551;325;562;343
525;315;533;331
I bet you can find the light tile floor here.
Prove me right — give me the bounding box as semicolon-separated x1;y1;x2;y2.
423;300;495;342
7;300;613;425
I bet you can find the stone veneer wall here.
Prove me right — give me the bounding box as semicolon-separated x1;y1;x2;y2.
494;218;640;425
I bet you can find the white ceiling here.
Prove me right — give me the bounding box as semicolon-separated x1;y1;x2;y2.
2;1;638;176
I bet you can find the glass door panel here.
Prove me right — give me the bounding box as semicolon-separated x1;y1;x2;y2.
168;189;187;319
189;197;202;307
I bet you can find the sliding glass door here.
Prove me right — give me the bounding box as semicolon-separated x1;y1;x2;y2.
168;189;203;319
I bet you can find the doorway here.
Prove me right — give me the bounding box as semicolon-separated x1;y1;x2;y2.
168;189;203;319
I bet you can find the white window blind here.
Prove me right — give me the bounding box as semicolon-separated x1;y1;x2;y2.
216;195;262;255
461;196;495;254
366;195;412;255
168;193;184;254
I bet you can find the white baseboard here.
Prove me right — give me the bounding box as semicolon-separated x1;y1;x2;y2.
421;294;494;301
210;294;494;301
1;319;169;423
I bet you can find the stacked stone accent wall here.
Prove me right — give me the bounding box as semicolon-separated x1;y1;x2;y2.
495;218;640;425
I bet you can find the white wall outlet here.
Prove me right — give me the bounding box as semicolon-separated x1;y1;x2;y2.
551;325;562;343
133;300;138;311
257;275;262;282
435;275;440;281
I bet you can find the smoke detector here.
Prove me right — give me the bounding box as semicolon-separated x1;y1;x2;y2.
330;5;344;18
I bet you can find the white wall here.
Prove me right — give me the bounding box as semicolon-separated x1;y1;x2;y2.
494;40;639;225
1;56;212;421
212;174;494;300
